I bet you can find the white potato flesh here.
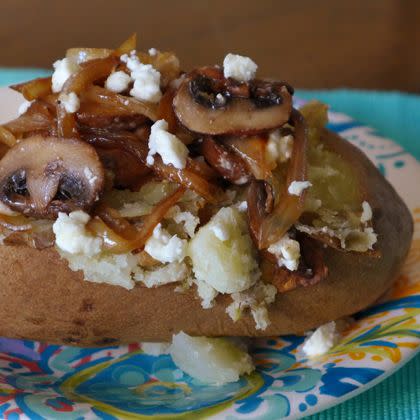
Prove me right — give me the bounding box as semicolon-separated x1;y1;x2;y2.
169;332;254;384
188;207;259;293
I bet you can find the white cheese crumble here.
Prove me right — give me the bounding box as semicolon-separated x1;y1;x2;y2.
148;47;159;56
58;92;80;113
18;100;33;116
167;205;199;238
83;167;98;186
51;58;79;93
267;131;293;164
53;211;102;256
288;180;312;196
226;282;277;330
121;51;162;103
142;342;170;356
144;223;187;263
147;119;189;169
235;201;248;212
223;53;258;82
361;201;373;223
105;71;132;93
302;321;340;357
215;93;226;106
267;233;301;271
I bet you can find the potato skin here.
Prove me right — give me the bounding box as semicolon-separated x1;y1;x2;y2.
0;129;413;345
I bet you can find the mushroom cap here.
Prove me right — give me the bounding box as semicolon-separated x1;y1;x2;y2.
0;136;105;218
173;69;293;135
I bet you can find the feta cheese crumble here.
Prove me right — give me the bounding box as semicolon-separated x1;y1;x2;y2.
235;201;248;212
121;51;162;103
53;211;102;256
18;100;33;116
267;233;301;271
58;92;80;113
83;167;98;186
145;223;187;263
288;180;312;196
302;321;340;357
147;119;189;169
223;53;258;82
267;131;293;163
148;47;159;56
167;205;199;238
361;201;373;223
105;70;132;93
51;58;79;93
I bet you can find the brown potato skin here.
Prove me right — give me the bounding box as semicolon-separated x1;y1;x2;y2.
0;129;413;345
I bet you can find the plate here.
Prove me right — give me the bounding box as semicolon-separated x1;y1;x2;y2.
0;88;419;419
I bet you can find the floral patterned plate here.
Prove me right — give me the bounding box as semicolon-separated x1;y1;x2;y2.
0;88;419;419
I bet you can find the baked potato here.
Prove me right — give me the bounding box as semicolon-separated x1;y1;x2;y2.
0;38;412;345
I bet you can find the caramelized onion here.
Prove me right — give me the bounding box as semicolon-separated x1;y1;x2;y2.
0;213;33;231
4;111;54;138
82;85;158;122
224;135;275;180
57;56;119;138
113;33;137;56
0;126;17;148
82;128;223;203
88;186;185;253
201;137;251;184
66;48;112;64
96;147;151;189
11;77;52;101
248;108;308;249
151;156;223;203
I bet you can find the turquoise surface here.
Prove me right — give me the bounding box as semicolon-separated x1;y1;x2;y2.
0;69;419;419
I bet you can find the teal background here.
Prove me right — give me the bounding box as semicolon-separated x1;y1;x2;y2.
1;69;419;419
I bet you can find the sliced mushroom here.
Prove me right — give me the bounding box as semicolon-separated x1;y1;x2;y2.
96;147;151;189
173;67;293;135
201;137;251;185
0;136;104;218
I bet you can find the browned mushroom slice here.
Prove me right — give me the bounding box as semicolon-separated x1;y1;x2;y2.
0;136;104;218
201;137;252;185
173;69;293;135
